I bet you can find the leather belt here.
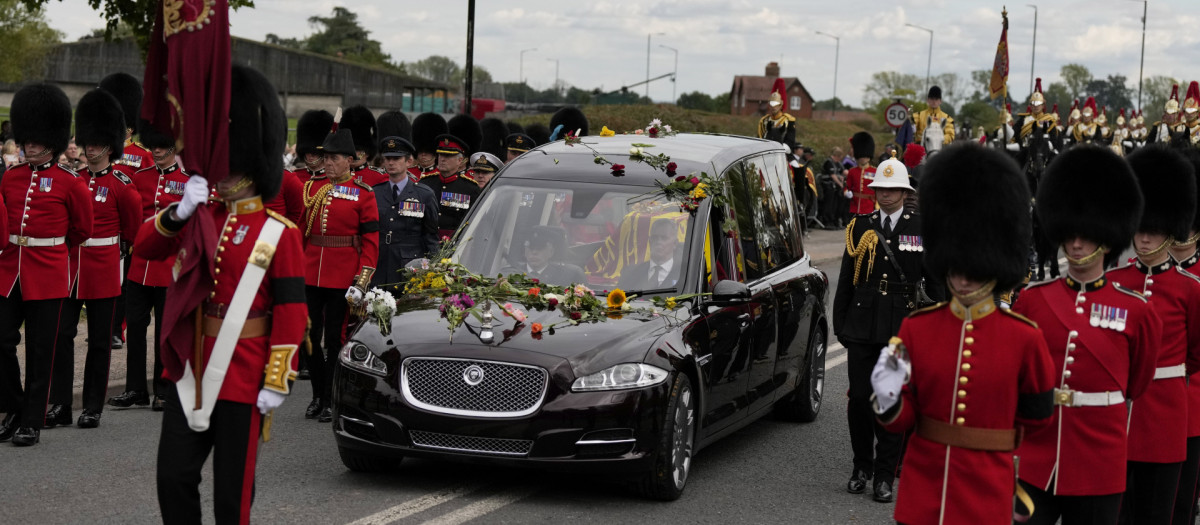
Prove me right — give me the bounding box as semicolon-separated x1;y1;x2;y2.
308;234;360;248
916;415;1020;451
9;235;65;247
1053;388;1125;407
81;235;120;247
1155;364;1186;380
203;302;269;319
877;279;917;295
202;315;268;339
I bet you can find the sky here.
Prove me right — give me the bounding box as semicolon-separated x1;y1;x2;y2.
37;0;1200;108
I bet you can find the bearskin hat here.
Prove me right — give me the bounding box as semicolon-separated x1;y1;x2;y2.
98;72;142;134
11;83;73;157
448;114;482;156
1182;148;1200;234
919;143;1030;290
375;110;411;143
479;117;509;159
296;110;334;157
549;107;589;138
228;65;286;201
1038;145;1143;267
74;89;127;162
849;132;875;160
1125;145;1197;240
525;123;550;146
506;121;525;135
339;105;377;158
412;112;447;155
138;118;176;151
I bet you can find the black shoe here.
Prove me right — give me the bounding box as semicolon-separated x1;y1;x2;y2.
45;405;72;428
847;470;870;494
317;407;333;423
0;413;18;442
111;335;124;349
298;368;310;380
151;396;165;412
107;390;150;408
77;410;101;428
872;480;894;503
12;427;39;446
305;399;321;419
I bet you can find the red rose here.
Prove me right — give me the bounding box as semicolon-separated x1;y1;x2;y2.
569;311;582;320
666;162;677;175
548;298;559;309
611;164;625;170
675;175;686;182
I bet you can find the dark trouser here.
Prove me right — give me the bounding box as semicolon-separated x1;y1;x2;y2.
1021;479;1123;525
1173;436;1200;525
50;296;116;412
126;281;167;395
819;180;841;226
112;257;128;341
0;283;65;429
845;341;904;484
306;286;348;403
156;388;260;525
1120;460;1184;525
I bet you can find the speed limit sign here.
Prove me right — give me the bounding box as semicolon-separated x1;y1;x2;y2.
885;102;910;129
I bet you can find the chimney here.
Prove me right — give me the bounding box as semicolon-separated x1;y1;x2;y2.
765;62;780;77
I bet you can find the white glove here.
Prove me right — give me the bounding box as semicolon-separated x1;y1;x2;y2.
870;342;911;414
346;286;365;305
175;175;210;220
843;189;854;199
256;389;286;415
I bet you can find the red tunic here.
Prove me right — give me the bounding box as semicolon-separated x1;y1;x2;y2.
134;197;307;403
301;175;380;289
353;165;388;187
68;165;143;299
406;166;422;184
0;161;94;300
1109;259;1200;463
288;167;323;186
881;299;1055;525
845;165;876;215
1013;276;1161;495
264;171;305;226
127;163;189;286
118;141;154;172
1178;251;1200;437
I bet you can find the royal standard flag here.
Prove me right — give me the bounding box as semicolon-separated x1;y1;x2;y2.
989;8;1010;99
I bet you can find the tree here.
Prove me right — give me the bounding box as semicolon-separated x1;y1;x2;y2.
957;101;1001;131
303;7;396;69
712;92;731;113
862;71;924;108
21;0;253;52
968;69;993;103
409;55;462;85
1084;75;1133;113
1060;63;1092;101
1;0;63;83
81;21;132;41
677;91;717;111
1142;75;1181;116
264;33;304;50
450;65;493;90
1018;81;1071;112
813;97;851;111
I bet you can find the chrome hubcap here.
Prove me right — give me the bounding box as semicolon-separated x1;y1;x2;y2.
810;339;825;411
671;385;694;489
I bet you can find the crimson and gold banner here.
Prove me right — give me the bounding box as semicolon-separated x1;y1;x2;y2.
585;207;688;286
989;8;1010;100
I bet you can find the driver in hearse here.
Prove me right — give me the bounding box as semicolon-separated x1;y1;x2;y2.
619;218;682;291
501;226;585;286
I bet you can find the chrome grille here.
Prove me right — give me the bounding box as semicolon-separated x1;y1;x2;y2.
401;357;548;417
409;430;533;457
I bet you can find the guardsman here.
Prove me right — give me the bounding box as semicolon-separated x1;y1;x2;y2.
1107;145;1200;525
480;117;510;162
834;154;944;503
1013;145;1161;524
844;132;877;216
266;161;305;226
449;114;484;168
1172;148;1200;525
411;112;447;178
913;86;955;153
290;109;333;185
506;133;534;163
46;89;143;429
469;152;502;187
372;136;439;291
0;84;93;446
757;84;797;147
419;134;482;240
1151;85;1186;146
549;107;589;140
109;120;191;411
301;129;379;422
870;143;1055;525
140;65;306;525
340;105;388;186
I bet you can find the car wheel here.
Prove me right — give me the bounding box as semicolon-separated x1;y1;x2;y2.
777;326;825;422
635;373;695;501
338;446;401;473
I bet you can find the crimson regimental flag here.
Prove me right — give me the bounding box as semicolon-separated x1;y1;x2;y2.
989;9;1010;100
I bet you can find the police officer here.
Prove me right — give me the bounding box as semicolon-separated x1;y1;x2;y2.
505;133;534;162
372;136;438;291
419;134;481;239
834;154;943;502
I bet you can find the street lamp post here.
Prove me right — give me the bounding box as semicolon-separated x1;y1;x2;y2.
1133;0;1147;110
548;58;560;99
646;32;665;99
1027;4;1037;95
659;44;678;104
519;47;537;105
905;23;934;93
814;31;840;120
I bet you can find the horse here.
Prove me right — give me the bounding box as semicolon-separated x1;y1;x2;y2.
922;116;945;156
1022;121;1059;281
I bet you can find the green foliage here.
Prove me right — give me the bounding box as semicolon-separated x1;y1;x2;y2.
1085;75;1133;112
957;101;1001;130
1060;63;1092;101
862;71;963;110
813;97;851;111
676;91;732;113
1143;75;1181;117
302;7;397;70
1;0;62;83
408;55;461;84
22;0;253;54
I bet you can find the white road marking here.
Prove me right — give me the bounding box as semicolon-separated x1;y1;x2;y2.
345;484;485;525
418;486;539;525
827;353;848;369
828;342;844;354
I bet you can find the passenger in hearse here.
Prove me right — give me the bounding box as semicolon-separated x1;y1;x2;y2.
501;226;586;286
619;219;682;291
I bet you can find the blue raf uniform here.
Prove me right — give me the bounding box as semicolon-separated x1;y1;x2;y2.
372;137;439;290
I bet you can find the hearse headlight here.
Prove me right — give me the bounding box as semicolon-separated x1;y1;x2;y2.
571;363;669;392
339;342;388;376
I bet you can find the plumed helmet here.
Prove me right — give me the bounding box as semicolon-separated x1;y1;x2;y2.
228;65;286;201
11;83;73;158
447;114;482;156
920;143;1031;290
1167;84;1181;115
849;132;875;160
1038;145;1143;267
506;121;525;135
375;110;411;142
74;88;127;162
549;107;589;138
525;123;550;146
479;117;509;159
98;72;142;134
412;112;447;155
296;110;334;157
339;105;377;158
1125;145;1197;240
1030;78;1045;106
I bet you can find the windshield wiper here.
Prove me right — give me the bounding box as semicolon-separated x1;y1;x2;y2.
627;288;678;295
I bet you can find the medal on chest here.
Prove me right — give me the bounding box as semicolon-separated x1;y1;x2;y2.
399;199;425;218
232;224;250;245
39;178;53;193
1089;303;1127;332
898;235;924;252
94;186;110;203
334;185;360;201
165;180;185;196
441;192;471;210
121;153;142;167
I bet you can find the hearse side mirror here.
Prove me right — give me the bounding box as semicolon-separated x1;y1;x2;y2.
710;280;751;304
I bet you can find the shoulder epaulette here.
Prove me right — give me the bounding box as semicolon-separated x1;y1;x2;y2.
1001;308;1039;328
134;165;157;175
907;302;948;318
58;164;79;177
112;170;133;185
1175;266;1200;284
1024;277;1058;290
265;208;297;229
353;179;374;192
1113;283;1148;302
420;171;441;180
460;172;478;184
369;166;386;174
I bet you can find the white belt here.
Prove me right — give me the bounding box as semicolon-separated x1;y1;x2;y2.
1054;388;1125;407
9;235;65;247
1155;364;1187;380
80;235;119;247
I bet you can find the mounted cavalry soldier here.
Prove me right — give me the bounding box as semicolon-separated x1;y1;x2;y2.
1151;84;1187;146
757;80;797;148
1182;81;1200;148
1066;97;1103;147
913;86;955;155
1016;79;1061;158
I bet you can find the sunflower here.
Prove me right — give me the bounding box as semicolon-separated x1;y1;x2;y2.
607;288;627;309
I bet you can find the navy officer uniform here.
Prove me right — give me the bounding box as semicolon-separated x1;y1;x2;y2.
372;136;439;291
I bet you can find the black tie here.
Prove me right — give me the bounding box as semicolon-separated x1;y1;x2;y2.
883;216;893;236
652;265;664;286
394;184;402;203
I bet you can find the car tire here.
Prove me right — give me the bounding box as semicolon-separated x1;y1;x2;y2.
776;326;825;422
634;373;695;501
338;445;401;473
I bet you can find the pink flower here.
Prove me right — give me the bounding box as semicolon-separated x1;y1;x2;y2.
634;129;644;135
689;176;700;185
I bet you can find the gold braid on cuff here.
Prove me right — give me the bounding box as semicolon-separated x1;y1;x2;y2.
263;345;299;394
354;266;375;290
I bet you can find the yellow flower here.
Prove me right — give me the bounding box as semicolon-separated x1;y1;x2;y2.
665;297;677;309
600;126;616;137
689;183;708;199
607;288;627;309
440;258;451;265
431;277;447;289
